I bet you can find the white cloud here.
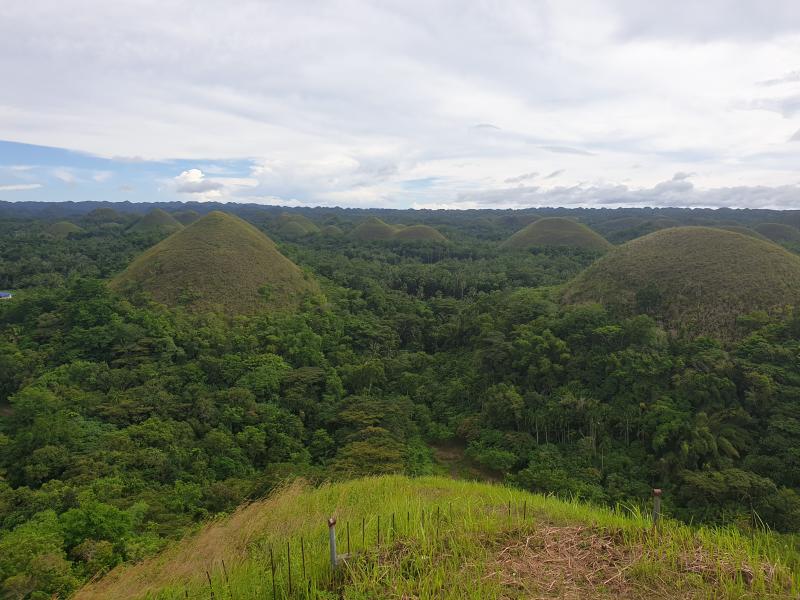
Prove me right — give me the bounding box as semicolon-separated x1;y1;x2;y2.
1;1;800;208
0;183;42;191
173;168;257;200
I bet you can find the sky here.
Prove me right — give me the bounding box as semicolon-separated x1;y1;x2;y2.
1;0;800;209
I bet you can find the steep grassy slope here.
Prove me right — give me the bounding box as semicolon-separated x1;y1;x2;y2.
754;223;800;244
503;217;612;251
351;217;398;241
111;211;319;314
564;227;800;338
128;209;184;234
45;221;83;238
393;224;448;243
76;476;798;600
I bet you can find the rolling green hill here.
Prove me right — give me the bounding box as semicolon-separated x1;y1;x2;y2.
320;224;344;236
351;217;398;241
564;227;800;338
753;223;800;244
277;213;320;236
503;217;612;251
717;225;772;242
76;475;798;600
393;224;448;243
127;209;184;235
172;210;200;225
111;211;319;314
45;221;83;238
84;207;124;224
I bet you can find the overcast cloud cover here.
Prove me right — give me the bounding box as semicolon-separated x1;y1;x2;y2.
1;0;800;208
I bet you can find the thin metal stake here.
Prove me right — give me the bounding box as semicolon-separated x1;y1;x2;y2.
347;521;351;555
392;513;395;539
287;541;292;595
221;559;232;600
269;545;275;599
301;537;306;581
523;500;527;521
436;506;440;539
361;516;365;548
205;570;215;600
377;515;381;545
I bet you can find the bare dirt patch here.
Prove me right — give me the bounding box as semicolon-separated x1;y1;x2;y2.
487;525;783;600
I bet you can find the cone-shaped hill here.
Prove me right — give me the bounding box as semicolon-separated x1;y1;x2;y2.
564;227;800;339
503;217;612;252
351;217;398;241
717;226;771;242
46;221;83;238
753;223;800;244
394;224;448;243
127;209;184;235
84;207;124;224
277;213;320;236
172;210;200;225
320;224;343;236
111;211;319;315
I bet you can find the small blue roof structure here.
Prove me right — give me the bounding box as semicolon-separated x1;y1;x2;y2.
0;292;12;299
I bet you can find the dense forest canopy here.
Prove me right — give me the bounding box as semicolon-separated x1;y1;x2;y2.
2;202;800;598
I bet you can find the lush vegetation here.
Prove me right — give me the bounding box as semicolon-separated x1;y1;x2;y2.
77;476;800;599
754;223;800;244
502;217;612;252
565;227;800;338
3;205;800;598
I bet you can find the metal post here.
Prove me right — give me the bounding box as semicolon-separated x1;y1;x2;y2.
269;545;275;598
523;500;527;521
328;517;338;569
287;541;292;595
377;515;381;545
652;488;662;528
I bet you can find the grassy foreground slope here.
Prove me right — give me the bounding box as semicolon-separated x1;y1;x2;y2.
111;211;319;314
564;227;800;339
77;476;797;600
503;217;612;251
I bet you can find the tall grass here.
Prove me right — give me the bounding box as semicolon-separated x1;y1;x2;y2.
76;476;800;599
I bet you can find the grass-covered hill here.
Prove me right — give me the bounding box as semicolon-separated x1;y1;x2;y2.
564;227;800;338
351;217;398;241
111;211;319;314
172;209;201;225
45;221;83;238
127;208;184;235
503;217;612;252
320;224;344;236
76;475;798;600
84;207;125;224
277;213;320;236
753;223;800;244
393;224;448;243
717;225;772;242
